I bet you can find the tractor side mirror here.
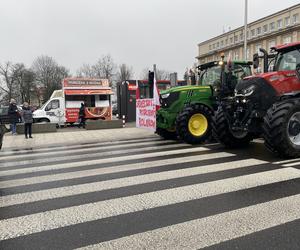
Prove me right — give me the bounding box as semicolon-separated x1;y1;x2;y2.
253;53;259;69
296;63;300;80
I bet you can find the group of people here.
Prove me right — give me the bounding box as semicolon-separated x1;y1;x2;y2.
8;99;33;139
7;100;86;139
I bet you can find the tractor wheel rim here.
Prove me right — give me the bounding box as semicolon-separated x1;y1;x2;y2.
188;113;208;137
287;112;300;146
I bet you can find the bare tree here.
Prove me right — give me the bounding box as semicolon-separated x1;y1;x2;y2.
0;62;15;103
76;63;95;78
140;68;171;81
31;55;69;102
156;69;170;80
93;54;116;81
116;63;133;82
9;64;36;103
140;68;150;80
0;62;24;104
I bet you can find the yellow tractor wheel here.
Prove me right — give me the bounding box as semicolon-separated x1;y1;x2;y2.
176;104;213;144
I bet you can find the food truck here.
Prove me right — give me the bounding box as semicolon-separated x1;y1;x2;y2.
33;78;113;125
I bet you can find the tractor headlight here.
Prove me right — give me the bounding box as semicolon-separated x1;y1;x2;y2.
242;85;256;96
161;93;170;99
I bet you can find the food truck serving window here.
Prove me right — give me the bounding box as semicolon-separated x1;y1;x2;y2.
65;95;110;108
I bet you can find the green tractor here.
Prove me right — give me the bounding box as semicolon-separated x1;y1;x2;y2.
156;60;252;144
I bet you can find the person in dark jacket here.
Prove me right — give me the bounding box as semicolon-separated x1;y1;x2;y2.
8;98;19;135
78;102;86;128
21;102;33;139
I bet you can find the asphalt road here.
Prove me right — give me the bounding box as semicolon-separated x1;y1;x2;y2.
0;136;300;249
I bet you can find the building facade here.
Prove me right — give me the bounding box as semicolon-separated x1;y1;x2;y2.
197;4;300;65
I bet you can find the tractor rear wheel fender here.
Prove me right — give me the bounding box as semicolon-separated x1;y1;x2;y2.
176;103;213;144
263;99;300;158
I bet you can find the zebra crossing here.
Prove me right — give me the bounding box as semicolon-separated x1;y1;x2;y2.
0;137;300;249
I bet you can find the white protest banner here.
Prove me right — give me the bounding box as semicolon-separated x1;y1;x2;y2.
136;98;156;131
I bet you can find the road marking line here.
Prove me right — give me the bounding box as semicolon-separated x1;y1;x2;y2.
1;157;260;207
78;193;300;250
0;167;298;240
0;146;209;173
0;140;175;161
0;137;160;156
0;152;230;177
0;143;192;168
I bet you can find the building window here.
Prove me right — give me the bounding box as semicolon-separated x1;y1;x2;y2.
263;24;268;33
293;13;299;24
268;40;276;51
269;22;275;31
213;44;215;49
216;42;219;48
234;51;239;60
209;45;212;50
256;27;261;36
246;47;250;60
225;39;228;45
230;37;233;44
246;30;249;39
283;36;292;44
277;19;283;29
251;29;256;38
285;16;290;26
234;35;238;43
220;40;224;47
255;43;262;56
240;33;244;41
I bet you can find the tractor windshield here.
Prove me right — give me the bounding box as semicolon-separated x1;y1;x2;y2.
275;49;300;71
200;66;222;86
200;63;251;86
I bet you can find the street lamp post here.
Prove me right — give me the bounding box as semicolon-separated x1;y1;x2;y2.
244;0;248;60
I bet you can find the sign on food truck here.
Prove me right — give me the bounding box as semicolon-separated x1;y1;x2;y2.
33;78;113;125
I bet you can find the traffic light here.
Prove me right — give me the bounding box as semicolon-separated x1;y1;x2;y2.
148;71;154;84
148;71;154;98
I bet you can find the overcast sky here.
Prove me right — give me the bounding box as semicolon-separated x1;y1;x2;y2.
0;0;299;78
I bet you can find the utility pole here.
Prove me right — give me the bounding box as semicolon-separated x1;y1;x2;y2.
244;0;248;60
153;64;157;79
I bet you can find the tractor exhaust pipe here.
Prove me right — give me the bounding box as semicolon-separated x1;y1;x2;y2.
259;48;269;73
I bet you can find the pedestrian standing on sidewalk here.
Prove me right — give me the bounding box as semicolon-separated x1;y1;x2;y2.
8;98;19;135
21;102;33;139
78;102;86;128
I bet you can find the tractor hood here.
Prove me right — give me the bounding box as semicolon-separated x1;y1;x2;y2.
160;85;211;95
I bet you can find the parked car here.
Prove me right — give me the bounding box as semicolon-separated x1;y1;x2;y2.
0;106;10;124
0;106;22;124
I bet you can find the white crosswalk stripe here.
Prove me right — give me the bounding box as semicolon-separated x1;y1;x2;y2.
79;194;300;250
0;142;190;167
0;157;260;207
0;139;173;161
0;151;231;177
0;137;300;249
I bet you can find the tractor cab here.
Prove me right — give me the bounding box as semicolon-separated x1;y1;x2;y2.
213;41;300;158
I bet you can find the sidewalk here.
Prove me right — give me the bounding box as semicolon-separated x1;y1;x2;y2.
2;126;156;151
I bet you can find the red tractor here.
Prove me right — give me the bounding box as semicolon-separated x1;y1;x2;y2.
213;42;300;158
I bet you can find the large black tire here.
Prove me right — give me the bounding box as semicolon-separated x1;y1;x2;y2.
156;127;177;140
176;104;213;144
212;106;252;148
263;99;300;158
